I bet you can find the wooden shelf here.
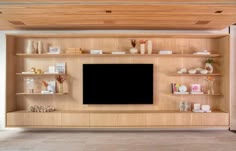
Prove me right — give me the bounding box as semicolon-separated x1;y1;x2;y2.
172;93;222;96
15;53;221;58
169;73;222;76
8;110;227;114
16;73;66;76
16;93;68;96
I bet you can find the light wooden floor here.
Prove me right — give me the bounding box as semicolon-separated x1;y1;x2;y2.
0;130;236;151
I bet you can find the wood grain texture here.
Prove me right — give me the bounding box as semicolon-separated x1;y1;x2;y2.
5;33;230;128
0;3;236;30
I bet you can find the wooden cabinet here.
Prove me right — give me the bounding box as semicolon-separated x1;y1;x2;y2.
5;33;230;128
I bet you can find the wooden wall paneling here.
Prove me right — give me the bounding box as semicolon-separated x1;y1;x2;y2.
7;112;24;126
6;35;16;112
230;26;236;130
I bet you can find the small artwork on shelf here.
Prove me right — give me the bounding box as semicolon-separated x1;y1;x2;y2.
55;62;66;74
48;46;61;54
171;83;189;94
191;84;203;94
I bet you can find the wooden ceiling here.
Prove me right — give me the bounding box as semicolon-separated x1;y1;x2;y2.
0;0;236;30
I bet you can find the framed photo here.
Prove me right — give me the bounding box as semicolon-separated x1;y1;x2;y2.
55;62;66;74
191;84;201;92
48;46;61;54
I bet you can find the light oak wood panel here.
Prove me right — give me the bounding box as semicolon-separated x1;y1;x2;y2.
7;112;24;126
117;113;146;127
191;113;229;126
0;3;236;30
90;113;118;127
33;113;61;126
61;113;90;127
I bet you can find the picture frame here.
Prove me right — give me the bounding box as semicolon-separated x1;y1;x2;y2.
191;84;201;92
48;46;61;54
55;62;66;74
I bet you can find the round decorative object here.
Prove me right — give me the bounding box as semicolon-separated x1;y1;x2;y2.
200;69;208;74
129;47;138;54
188;69;197;74
205;63;213;73
179;85;187;92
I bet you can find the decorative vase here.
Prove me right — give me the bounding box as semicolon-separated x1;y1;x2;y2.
205;63;213;73
129;47;138;54
140;43;145;54
26;40;34;54
38;41;43;54
58;83;63;93
147;40;152;54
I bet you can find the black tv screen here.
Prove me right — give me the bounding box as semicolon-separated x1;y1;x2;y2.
83;64;153;104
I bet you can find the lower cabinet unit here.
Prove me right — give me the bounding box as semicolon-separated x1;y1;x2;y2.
90;113;118;127
61;113;90;127
6;111;229;128
117;113;146;127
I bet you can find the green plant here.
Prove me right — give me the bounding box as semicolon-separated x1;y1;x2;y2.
205;58;214;64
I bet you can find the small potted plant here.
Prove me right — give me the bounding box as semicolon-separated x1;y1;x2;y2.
129;39;138;54
205;58;214;73
56;75;65;93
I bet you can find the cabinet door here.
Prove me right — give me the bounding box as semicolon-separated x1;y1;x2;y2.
90;113;117;127
33;113;61;126
61;113;90;127
146;113;175;126
117;113;146;127
7;113;24;126
191;113;229;126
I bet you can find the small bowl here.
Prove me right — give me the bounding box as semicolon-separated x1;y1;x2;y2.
200;69;208;74
188;69;197;74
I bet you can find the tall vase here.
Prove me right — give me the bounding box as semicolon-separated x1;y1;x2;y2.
147;40;152;54
26;40;34;54
38;41;43;54
58;83;63;93
140;44;145;54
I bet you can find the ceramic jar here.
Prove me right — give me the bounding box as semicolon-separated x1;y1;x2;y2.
26;40;34;54
140;44;145;54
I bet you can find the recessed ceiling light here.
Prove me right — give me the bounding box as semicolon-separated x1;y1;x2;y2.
8;21;25;25
195;21;210;25
215;10;223;14
105;10;112;13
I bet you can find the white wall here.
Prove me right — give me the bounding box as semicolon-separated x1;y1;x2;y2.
0;28;230;130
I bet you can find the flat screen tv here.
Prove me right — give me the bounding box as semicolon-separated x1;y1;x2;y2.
83;64;153;104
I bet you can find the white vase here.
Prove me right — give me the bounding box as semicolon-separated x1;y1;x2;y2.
26;40;34;54
38;41;43;54
205;63;213;73
140;44;145;54
147;40;152;54
129;47;138;54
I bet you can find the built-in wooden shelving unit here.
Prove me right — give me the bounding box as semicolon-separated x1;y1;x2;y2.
16;93;68;96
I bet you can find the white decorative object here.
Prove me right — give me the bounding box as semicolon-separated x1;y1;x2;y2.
205;63;213;73
48;47;61;54
112;51;126;54
179;85;187;92
177;68;187;74
193;50;210;55
26;40;34;54
188;69;197;74
159;50;172;54
47;81;56;93
193;104;201;110
129;39;138;54
90;50;103;54
38;41;43;54
147;40;152;54
48;66;56;73
140;44;145;54
202;105;211;112
200;69;208;74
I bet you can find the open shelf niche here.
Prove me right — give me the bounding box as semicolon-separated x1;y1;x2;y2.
6;33;230;128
